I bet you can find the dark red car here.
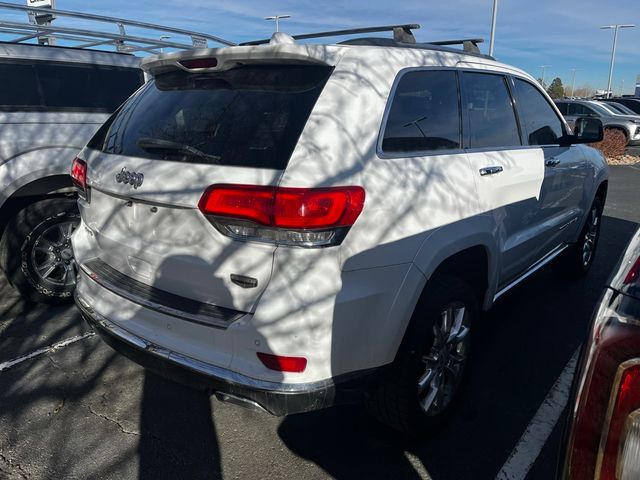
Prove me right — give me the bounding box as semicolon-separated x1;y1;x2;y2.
563;228;640;479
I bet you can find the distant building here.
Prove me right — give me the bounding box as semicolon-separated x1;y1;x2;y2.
636;75;640;97
594;89;613;99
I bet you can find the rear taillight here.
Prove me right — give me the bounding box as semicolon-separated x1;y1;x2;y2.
599;362;640;479
70;157;88;200
619;409;640;479
198;184;365;247
564;289;640;479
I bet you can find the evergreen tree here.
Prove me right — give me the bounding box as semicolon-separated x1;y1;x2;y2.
546;77;565;99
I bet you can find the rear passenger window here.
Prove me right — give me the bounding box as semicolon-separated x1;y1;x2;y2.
382;70;461;153
556;102;568;115
568;104;596;116
461;72;521;149
513;79;564;145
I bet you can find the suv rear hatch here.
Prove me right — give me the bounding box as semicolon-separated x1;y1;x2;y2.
78;62;333;318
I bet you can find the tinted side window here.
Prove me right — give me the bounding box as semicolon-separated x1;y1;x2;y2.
382;70;460;153
0;63;41;108
556;102;568;115
0;60;143;112
618;100;640;114
461;72;520;149
567;104;582;115
36;64;142;111
568;103;597;116
513;79;564;145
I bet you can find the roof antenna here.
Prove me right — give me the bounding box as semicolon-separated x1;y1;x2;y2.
393;26;416;44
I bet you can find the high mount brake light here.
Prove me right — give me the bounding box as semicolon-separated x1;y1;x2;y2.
179;58;218;69
70;157;88;200
198;184;365;247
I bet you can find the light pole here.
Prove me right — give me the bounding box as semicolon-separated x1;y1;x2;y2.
570;68;581;97
489;0;498;57
539;65;551;88
600;24;635;98
264;14;291;33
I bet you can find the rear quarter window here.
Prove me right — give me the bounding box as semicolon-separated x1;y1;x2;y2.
381;70;461;153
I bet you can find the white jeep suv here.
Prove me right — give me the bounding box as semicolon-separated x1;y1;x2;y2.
71;28;609;434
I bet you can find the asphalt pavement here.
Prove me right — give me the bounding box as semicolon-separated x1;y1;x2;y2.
626;146;640;157
1;166;639;480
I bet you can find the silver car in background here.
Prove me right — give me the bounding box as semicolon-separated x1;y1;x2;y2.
555;99;640;146
598;101;640;117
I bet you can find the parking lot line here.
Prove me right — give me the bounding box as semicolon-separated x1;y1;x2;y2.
494;348;579;480
0;331;94;372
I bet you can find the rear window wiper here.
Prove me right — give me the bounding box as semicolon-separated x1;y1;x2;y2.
137;138;221;162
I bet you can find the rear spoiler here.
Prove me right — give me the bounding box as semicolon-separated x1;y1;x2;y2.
141;44;339;77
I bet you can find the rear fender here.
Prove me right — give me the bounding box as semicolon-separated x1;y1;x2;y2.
0;147;82;207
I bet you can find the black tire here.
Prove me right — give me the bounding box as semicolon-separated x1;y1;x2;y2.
365;275;477;436
557;197;602;278
0;197;80;304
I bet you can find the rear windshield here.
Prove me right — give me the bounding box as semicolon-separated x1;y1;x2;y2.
88;64;333;169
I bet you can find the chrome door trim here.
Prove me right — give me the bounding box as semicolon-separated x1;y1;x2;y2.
493;243;569;302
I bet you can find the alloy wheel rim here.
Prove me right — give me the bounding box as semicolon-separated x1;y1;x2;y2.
582;206;599;267
417;301;470;416
30;220;77;288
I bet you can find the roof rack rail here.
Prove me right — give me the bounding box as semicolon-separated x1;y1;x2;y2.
241;24;421;46
0;1;236;53
426;38;484;54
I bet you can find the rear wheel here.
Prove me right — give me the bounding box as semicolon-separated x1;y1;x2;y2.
365;275;476;436
0;197;80;303
557;197;602;277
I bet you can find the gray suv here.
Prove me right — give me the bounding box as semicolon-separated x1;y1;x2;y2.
555;99;640;145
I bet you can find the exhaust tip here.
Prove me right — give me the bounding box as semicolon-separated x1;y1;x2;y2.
214;392;269;414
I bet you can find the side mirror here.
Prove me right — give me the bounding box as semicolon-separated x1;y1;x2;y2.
561;117;604;145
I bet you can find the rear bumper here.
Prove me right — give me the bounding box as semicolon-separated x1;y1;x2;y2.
75;292;376;416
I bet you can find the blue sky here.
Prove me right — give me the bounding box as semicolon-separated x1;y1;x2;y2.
4;0;639;95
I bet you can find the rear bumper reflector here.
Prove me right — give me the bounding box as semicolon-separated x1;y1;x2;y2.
80;258;245;328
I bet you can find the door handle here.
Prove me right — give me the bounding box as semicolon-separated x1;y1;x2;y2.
479;166;504;176
545;158;561;167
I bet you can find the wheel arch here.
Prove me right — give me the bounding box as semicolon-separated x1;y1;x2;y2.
572;178;608;245
382;242;492;371
0;175;75;236
595;179;608;204
413;219;499;310
604;125;631;140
